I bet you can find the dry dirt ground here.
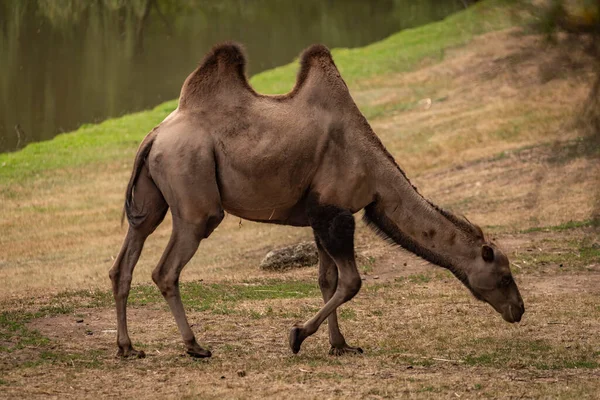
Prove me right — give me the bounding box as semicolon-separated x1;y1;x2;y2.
1;28;600;398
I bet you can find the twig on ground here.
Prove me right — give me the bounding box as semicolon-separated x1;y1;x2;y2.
424;356;464;363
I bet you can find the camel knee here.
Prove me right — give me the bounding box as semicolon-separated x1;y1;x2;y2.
338;274;362;302
110;268;132;299
109;266;119;283
152;271;179;297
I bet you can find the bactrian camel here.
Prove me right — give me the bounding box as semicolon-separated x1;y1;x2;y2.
110;43;525;359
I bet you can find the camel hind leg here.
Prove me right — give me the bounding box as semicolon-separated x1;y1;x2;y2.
150;146;223;358
109;164;167;358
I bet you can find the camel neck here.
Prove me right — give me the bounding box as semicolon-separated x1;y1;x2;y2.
364;160;482;283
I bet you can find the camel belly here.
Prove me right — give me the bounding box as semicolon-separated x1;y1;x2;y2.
219;173;308;219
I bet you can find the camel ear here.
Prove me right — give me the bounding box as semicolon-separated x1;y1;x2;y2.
482;245;494;262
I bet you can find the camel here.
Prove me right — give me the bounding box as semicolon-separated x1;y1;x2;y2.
109;42;525;359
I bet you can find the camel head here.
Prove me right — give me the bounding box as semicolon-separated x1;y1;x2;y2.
465;243;524;323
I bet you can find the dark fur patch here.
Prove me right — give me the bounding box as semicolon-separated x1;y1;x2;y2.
307;198;355;258
363;200;473;290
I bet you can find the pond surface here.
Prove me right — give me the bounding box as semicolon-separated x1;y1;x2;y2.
0;0;467;153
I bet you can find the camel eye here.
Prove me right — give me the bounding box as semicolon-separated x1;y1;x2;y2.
499;276;513;288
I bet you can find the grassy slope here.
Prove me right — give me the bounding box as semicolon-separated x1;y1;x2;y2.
0;0;513;185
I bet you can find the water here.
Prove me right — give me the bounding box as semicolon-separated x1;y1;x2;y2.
0;0;467;153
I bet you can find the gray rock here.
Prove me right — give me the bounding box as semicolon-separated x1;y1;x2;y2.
260;242;318;271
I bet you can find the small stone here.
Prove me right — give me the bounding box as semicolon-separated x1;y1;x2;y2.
75;318;84;323
406;365;413;369
237;370;246;377
85;330;93;336
373;275;380;280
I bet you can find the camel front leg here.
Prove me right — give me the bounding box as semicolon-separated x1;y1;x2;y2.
315;237;363;356
289;203;362;354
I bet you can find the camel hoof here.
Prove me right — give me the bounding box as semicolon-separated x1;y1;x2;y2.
117;347;146;359
187;348;212;358
329;345;363;356
289;326;305;354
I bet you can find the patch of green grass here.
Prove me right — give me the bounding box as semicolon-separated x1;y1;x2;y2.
180;279;320;313
522;218;600;233
462;338;598;370
0;100;178;184
0;302;106;370
0;311;50;352
38;349;103;369
418;386;438;393
359;256;376;274
547;136;600;164
579;244;600;261
0;299;80;361
534;360;599;370
360;101;420;120
55;288;114;309
339;308;357;321
406;274;432;284
54;279;320;316
517;238;600;272
35;304;74;317
0;0;516;185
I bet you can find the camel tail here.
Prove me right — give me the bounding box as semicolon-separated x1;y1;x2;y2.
121;129;158;227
